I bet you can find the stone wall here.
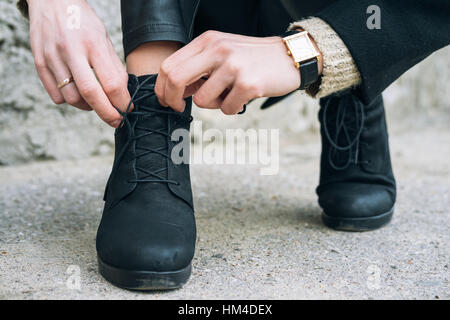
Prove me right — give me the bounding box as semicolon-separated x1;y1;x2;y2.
1;0;449;165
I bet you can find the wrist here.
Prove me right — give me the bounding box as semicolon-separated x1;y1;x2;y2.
273;37;302;92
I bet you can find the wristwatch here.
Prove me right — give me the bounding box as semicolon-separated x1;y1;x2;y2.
282;29;321;90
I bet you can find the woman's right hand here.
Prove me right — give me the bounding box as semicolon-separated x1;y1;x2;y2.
27;0;130;127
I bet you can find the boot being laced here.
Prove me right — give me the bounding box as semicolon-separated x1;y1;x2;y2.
97;74;196;290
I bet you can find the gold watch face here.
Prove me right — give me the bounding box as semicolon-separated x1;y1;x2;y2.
284;31;319;63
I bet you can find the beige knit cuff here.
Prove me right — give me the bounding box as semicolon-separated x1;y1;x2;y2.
289;17;361;98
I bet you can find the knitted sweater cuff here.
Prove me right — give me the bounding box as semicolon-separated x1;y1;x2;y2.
289;17;361;98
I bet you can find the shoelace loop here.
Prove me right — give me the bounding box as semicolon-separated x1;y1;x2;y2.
322;94;366;170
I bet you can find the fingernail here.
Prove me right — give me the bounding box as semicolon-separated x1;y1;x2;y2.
111;119;121;128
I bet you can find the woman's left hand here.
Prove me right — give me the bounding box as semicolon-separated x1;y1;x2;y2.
155;31;302;115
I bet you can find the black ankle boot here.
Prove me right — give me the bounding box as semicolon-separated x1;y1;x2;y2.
317;92;396;231
96;74;195;290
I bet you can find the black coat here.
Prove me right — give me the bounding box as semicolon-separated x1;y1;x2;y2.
310;0;450;103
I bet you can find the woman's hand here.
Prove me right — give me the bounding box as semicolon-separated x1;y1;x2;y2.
155;31;308;115
28;0;130;127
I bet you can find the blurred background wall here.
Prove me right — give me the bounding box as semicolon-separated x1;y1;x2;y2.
1;0;449;165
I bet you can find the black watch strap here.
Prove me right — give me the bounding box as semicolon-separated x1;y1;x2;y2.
299;58;319;90
282;30;298;37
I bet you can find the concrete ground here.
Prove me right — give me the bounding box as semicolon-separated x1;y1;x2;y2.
0;122;449;300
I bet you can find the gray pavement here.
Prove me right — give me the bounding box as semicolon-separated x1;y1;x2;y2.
0;125;449;299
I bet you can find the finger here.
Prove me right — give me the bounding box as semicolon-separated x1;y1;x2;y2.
183;78;206;98
193;68;234;109
67;57;122;127
90;44;131;113
155;37;208;107
30;30;66;105
34;59;65;105
162;51;219;112
158;31;208;66
107;41;134;112
220;83;253;115
45;48;91;110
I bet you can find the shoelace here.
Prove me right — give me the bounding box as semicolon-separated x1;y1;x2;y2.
322;94;367;170
113;75;192;185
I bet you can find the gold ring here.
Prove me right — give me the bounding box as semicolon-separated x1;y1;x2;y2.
57;76;74;89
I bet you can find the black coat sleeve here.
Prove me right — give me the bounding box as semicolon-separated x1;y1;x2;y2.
315;0;450;104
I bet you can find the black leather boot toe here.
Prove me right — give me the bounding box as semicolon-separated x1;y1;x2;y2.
96;74;195;290
317;92;396;231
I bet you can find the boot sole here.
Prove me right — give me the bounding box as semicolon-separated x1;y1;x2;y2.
97;255;192;291
321;207;394;232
